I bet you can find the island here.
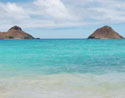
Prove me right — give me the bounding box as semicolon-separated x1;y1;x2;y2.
88;26;123;39
0;26;34;39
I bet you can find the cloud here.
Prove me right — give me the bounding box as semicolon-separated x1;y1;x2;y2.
34;0;74;20
0;2;29;30
0;0;125;30
86;0;125;22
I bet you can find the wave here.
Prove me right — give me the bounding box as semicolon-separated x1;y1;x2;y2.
0;73;125;98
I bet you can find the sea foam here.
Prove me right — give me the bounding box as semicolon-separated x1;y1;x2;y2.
0;73;125;98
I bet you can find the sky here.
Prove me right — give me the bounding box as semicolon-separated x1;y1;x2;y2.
0;0;125;38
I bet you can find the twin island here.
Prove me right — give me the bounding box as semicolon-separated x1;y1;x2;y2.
0;25;123;39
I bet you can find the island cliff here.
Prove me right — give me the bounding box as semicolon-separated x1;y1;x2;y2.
0;26;34;39
88;26;123;39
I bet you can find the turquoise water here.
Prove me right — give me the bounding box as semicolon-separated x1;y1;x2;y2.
0;39;125;98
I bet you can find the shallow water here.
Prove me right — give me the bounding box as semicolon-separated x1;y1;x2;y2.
0;39;125;98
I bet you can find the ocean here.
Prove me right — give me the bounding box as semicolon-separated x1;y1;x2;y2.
0;39;125;98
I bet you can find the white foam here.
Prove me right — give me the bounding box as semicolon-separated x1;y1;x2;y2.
0;73;125;98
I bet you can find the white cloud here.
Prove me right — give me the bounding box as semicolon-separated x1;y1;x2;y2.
0;2;30;30
0;0;125;30
34;0;74;20
0;2;29;20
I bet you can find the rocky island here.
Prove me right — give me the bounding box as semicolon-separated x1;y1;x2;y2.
0;26;34;39
88;26;123;39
